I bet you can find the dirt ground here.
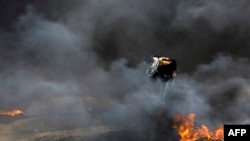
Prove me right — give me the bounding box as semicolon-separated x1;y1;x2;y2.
0;117;120;141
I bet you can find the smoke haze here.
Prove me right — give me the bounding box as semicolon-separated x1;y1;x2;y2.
0;0;250;140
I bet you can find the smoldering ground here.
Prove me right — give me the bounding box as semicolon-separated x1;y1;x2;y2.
0;0;250;141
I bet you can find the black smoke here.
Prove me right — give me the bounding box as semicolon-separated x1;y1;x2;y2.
1;0;250;70
0;0;250;140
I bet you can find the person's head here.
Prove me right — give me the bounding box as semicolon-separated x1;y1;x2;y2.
153;54;160;58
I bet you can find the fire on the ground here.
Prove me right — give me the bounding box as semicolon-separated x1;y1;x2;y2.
0;109;24;116
173;113;224;141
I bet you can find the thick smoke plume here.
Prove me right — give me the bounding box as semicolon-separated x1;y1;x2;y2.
0;0;250;140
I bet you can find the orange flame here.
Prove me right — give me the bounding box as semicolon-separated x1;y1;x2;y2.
173;113;224;141
0;109;24;116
